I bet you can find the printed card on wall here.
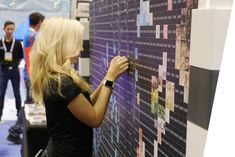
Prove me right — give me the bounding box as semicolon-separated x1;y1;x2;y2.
175;40;181;69
102;56;107;70
158;79;163;92
113;39;116;54
184;86;189;103
181;8;191;24
149;13;153;26
176;25;181;40
165;108;170;123
159;65;166;80
158;117;166;134
182;25;188;40
166;81;175;111
139;128;143;146
154;140;158;157
137;128;145;157
135;48;139;60
142;142;145;157
158;105;165;121
137;14;141;26
154;119;157;129
138;0;152;26
136;130;142;157
180;41;190;71
154;117;165;134
137;92;140;105
187;0;193;8
144;0;150;14
135;69;138;82
151;76;159;117
180;70;189;87
176;24;187;40
163;25;168;39
156;25;160;39
137;26;141;38
168;0;173;11
143;1;150;26
175;40;190;71
162;52;167;67
157;129;162;145
140;0;144;14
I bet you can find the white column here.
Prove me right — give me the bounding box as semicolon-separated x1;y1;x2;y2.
186;0;233;156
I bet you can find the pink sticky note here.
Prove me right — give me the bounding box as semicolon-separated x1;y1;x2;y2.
168;0;173;11
163;25;168;39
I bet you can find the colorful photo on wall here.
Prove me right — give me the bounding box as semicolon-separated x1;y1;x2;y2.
187;0;193;8
175;40;190;71
158;105;165;120
181;8;191;24
158;117;166;134
181;40;190;71
154;117;166;134
136;141;145;157
151;76;159;117
166;81;175;111
176;24;187;40
179;70;189;87
136;128;145;157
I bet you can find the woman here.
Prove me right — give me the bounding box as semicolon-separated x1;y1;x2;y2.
30;17;129;157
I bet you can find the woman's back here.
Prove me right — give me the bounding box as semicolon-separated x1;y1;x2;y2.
43;76;93;157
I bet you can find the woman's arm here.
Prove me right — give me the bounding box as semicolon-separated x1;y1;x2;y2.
67;56;129;128
90;80;103;105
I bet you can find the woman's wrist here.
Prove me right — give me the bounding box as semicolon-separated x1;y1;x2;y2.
104;75;116;82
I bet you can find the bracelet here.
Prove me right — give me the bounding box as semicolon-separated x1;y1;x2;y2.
102;79;115;88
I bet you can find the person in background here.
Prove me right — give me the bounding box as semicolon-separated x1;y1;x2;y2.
24;12;45;104
7;12;45;144
0;21;23;122
30;17;129;157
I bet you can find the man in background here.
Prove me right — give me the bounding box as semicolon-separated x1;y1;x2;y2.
24;12;45;104
7;12;45;144
0;21;23;122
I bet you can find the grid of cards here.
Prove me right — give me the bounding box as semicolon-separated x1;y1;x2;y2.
90;0;198;156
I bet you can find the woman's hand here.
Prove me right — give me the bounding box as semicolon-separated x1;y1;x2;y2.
105;56;129;81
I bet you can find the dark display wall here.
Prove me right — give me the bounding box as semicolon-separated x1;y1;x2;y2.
90;0;198;156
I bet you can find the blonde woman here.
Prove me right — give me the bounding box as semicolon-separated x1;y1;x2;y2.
30;17;129;157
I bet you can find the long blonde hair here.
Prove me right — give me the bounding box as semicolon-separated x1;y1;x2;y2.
30;17;90;105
